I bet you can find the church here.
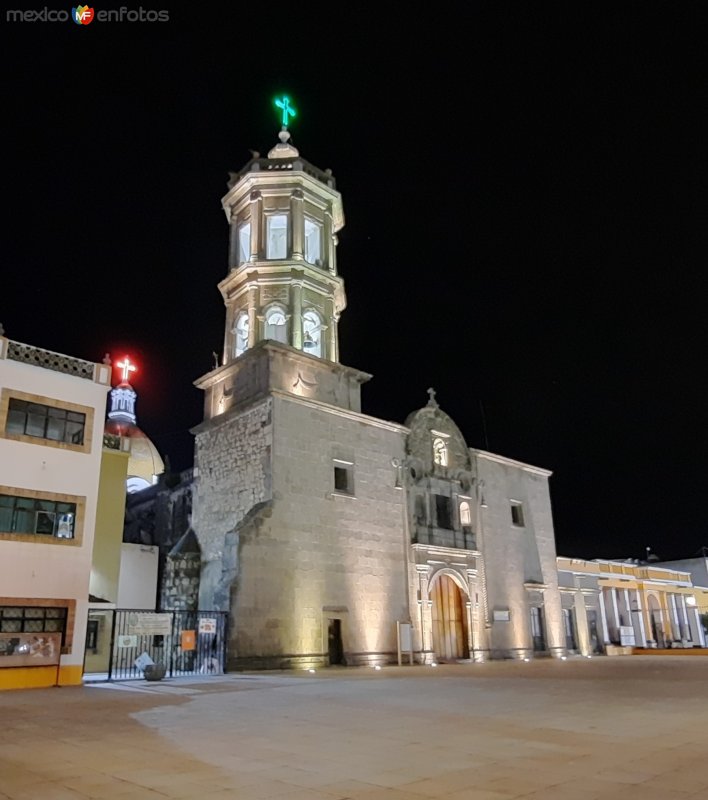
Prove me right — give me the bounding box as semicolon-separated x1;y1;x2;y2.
191;103;568;669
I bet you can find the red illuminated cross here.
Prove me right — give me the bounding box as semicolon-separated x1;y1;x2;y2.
117;357;137;383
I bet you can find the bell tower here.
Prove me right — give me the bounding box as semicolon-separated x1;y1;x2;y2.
219;96;346;364
195;97;370;422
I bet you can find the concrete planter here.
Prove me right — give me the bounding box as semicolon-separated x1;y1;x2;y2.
143;663;166;681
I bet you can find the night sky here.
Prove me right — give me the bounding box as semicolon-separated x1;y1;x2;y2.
1;6;705;562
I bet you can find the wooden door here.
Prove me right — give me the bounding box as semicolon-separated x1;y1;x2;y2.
431;574;467;661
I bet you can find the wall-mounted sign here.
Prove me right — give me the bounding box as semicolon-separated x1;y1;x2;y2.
181;630;196;651
117;635;138;649
134;651;154;671
127;613;172;636
493;609;511;622
198;618;217;634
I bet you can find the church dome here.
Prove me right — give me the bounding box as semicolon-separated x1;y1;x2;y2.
105;419;165;492
103;356;165;492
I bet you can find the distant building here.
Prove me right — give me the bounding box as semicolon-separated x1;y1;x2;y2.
649;554;708;592
0;334;113;689
190;124;566;669
557;556;706;651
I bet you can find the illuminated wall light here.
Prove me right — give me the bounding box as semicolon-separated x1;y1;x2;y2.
523;657;530;662
307;668;316;674
430;662;438;667
560;656;567;661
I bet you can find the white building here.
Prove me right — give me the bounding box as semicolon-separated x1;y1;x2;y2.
0;334;111;689
191;124;566;669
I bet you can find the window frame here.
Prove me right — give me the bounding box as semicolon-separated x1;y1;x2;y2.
510;501;525;527
0;598;76;655
266;213;288;260
264;305;288;344
332;459;355;497
434;494;453;530
7;397;86;446
302;309;323;358
238;221;252;265
233;311;249;357
0;389;94;454
0;485;84;546
304;216;323;265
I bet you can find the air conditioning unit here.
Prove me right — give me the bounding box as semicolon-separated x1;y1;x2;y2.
56;513;75;539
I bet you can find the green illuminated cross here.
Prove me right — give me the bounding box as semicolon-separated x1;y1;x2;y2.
275;95;296;128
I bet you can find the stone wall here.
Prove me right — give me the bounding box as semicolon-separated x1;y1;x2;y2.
474;450;564;659
227;394;409;669
193;398;272;612
161;553;200;611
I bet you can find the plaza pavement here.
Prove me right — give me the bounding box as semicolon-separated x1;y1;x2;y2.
2;656;708;799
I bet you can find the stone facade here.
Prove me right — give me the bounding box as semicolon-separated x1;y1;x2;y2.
190;129;568;669
160;530;201;611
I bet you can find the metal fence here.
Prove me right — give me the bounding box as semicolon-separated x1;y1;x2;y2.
98;609;228;681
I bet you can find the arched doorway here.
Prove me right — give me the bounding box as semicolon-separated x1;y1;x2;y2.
430;573;469;661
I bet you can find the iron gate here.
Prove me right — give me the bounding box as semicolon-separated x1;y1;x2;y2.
98;610;228;681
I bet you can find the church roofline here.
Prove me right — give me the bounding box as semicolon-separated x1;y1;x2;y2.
191;387;409;437
472;448;553;477
228;155;337;191
271;390;410;434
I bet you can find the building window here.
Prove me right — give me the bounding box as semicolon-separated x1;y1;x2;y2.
510;502;525;527
333;460;354;495
304;217;322;264
233;312;249;356
238;222;251;264
0;606;67;640
302;310;322;358
435;494;453;529
0;605;68;662
265;307;287;343
530;606;546;651
414;495;427;526
6;398;85;446
433;437;448;467
266;214;288;259
459;500;472;527
0;493;76;539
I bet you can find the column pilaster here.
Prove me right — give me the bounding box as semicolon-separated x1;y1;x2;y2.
247;281;259;347
291;189;304;260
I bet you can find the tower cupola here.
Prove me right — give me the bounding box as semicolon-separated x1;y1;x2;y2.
218;97;346;365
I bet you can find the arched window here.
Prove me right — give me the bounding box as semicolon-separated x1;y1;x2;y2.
265;307;287;343
233;312;249;357
302;310;322;358
459;501;471;527
433;437;448;467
